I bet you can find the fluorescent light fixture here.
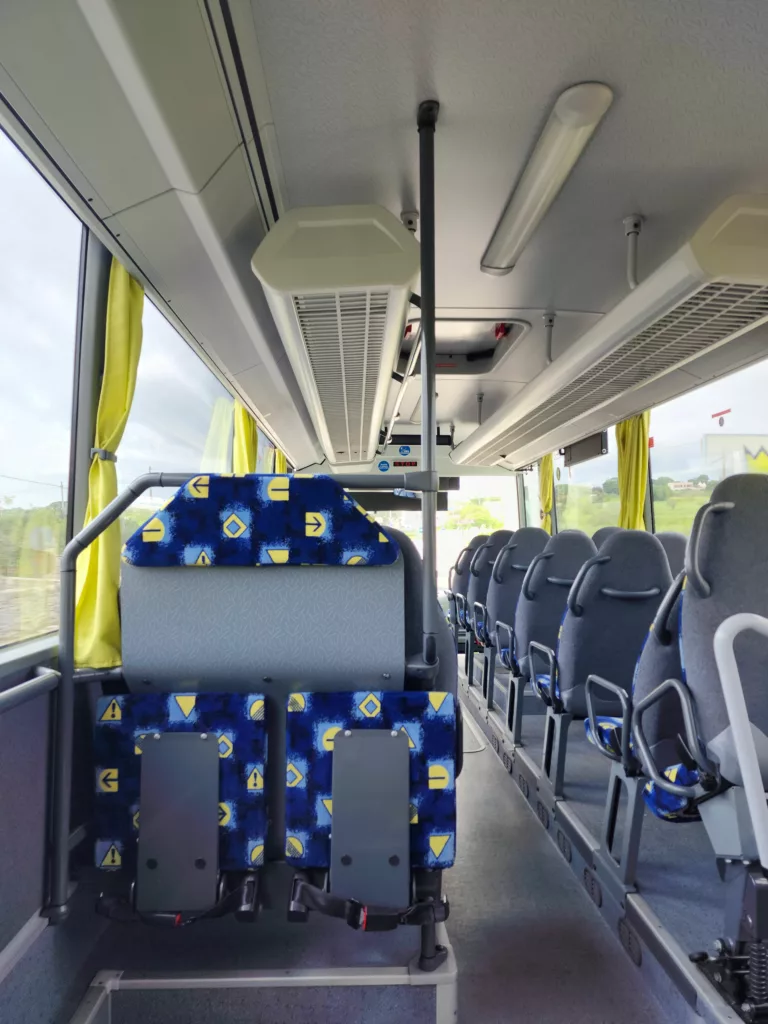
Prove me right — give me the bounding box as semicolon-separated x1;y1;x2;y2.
481;82;613;275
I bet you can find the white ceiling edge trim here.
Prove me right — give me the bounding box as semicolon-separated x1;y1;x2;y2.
78;0;316;460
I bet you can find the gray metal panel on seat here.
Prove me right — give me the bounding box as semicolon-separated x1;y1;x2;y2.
121;560;405;691
655;531;686;576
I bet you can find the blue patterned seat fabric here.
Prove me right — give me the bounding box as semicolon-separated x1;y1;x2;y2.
93;693;267;872
284;690;457;870
499;646;513;670
643;764;701;822
122;474;398;568
584;716;623;758
533;672;553;701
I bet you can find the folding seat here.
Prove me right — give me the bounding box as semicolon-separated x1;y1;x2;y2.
480;527;549;715
92;473;458;971
532;531;670;797
446;533;489;644
464;529;514;684
630;475;768;1011
592;525;623;548
510;530;597;745
655;530;686;576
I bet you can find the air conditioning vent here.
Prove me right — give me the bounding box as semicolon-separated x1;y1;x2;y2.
453;196;768;467
485;282;768;463
252;206;419;465
294;291;389;458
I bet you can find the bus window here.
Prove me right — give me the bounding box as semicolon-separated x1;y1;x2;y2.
118;300;235;537
554;427;619;534
650;358;768;534
256;427;276;472
0;129;82;648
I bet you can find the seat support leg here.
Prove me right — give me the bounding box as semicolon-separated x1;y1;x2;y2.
541;707;572;799
485;646;496;709
595;762;646;888
506;675;526;746
466;629;475;683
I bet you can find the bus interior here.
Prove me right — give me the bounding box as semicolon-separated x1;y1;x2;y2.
3;2;768;1022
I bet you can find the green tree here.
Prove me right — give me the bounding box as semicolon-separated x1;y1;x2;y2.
444;500;503;532
603;477;619;495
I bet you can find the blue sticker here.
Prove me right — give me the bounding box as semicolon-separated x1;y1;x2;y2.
399;445;411;456
378;460;390;472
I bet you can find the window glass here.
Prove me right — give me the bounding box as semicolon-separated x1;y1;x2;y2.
0;130;82;648
553;428;619;535
375;473;519;594
118;301;234;537
521;464;540;528
256;427;275;472
650;359;768;534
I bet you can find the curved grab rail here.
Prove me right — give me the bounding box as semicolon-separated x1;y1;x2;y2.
528;639;561;711
521;551;552;601
492;541;518;584
686;501;734;598
469;541;493;577
631;677;714;798
584;674;633;769
600;586;661;601
495;620;515;673
452;545;473;578
473;601;490;644
653;572;685;646
566;555;610;616
714;613;768;870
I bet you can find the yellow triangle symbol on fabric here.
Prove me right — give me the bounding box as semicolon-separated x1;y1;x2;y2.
218;802;232;827
247;767;264;791
101;844;122;868
134;735;145;756
379;532;389;543
410;802;419;824
322;798;333;817
428;692;449;712
400;726;415;749
175;695;196;718
429;835;450;859
195;550;211;566
346;555;366;566
142;517;165;543
100;699;122;722
268;549;289;564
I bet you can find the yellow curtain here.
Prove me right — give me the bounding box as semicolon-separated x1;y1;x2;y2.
233;400;258;474
539;454;554;534
274;449;287;474
202;396;235;473
75;259;144;667
616;411;650;529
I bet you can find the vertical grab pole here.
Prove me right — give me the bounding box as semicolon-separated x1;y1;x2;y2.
417;99;440;670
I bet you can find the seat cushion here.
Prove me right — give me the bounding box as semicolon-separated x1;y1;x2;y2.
584;715;623;758
642;764;701;823
94;692;267;872
284;690;457;870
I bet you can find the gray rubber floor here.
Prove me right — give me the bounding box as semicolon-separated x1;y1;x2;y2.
450;712;671;1023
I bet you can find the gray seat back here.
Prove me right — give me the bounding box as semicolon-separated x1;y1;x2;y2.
592;526;623;548
632;573;686;769
557;531;672;716
514;530;597;680
485;527;549;646
656;531;687;576
466;529;515;623
449;534;488;600
681;474;768;786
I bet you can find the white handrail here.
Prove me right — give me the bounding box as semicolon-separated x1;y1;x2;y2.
713;612;768;870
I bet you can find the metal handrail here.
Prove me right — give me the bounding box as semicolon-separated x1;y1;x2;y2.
713;613;768;871
584;674;633;769
686;501;734;597
0;668;59;716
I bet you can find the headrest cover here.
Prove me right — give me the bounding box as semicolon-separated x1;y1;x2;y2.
122;474;399;568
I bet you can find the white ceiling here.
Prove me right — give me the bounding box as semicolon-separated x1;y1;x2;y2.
3;0;768;468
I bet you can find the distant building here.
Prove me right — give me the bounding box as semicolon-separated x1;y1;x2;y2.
668;480;707;492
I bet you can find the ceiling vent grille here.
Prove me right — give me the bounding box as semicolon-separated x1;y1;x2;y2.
452;196;768;468
483;282;768;464
294;291;389;461
252;205;419;466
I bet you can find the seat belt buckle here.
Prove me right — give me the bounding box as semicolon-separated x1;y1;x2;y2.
345;899;366;930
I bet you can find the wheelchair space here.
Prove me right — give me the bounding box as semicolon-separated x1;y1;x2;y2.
513;709;725;957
